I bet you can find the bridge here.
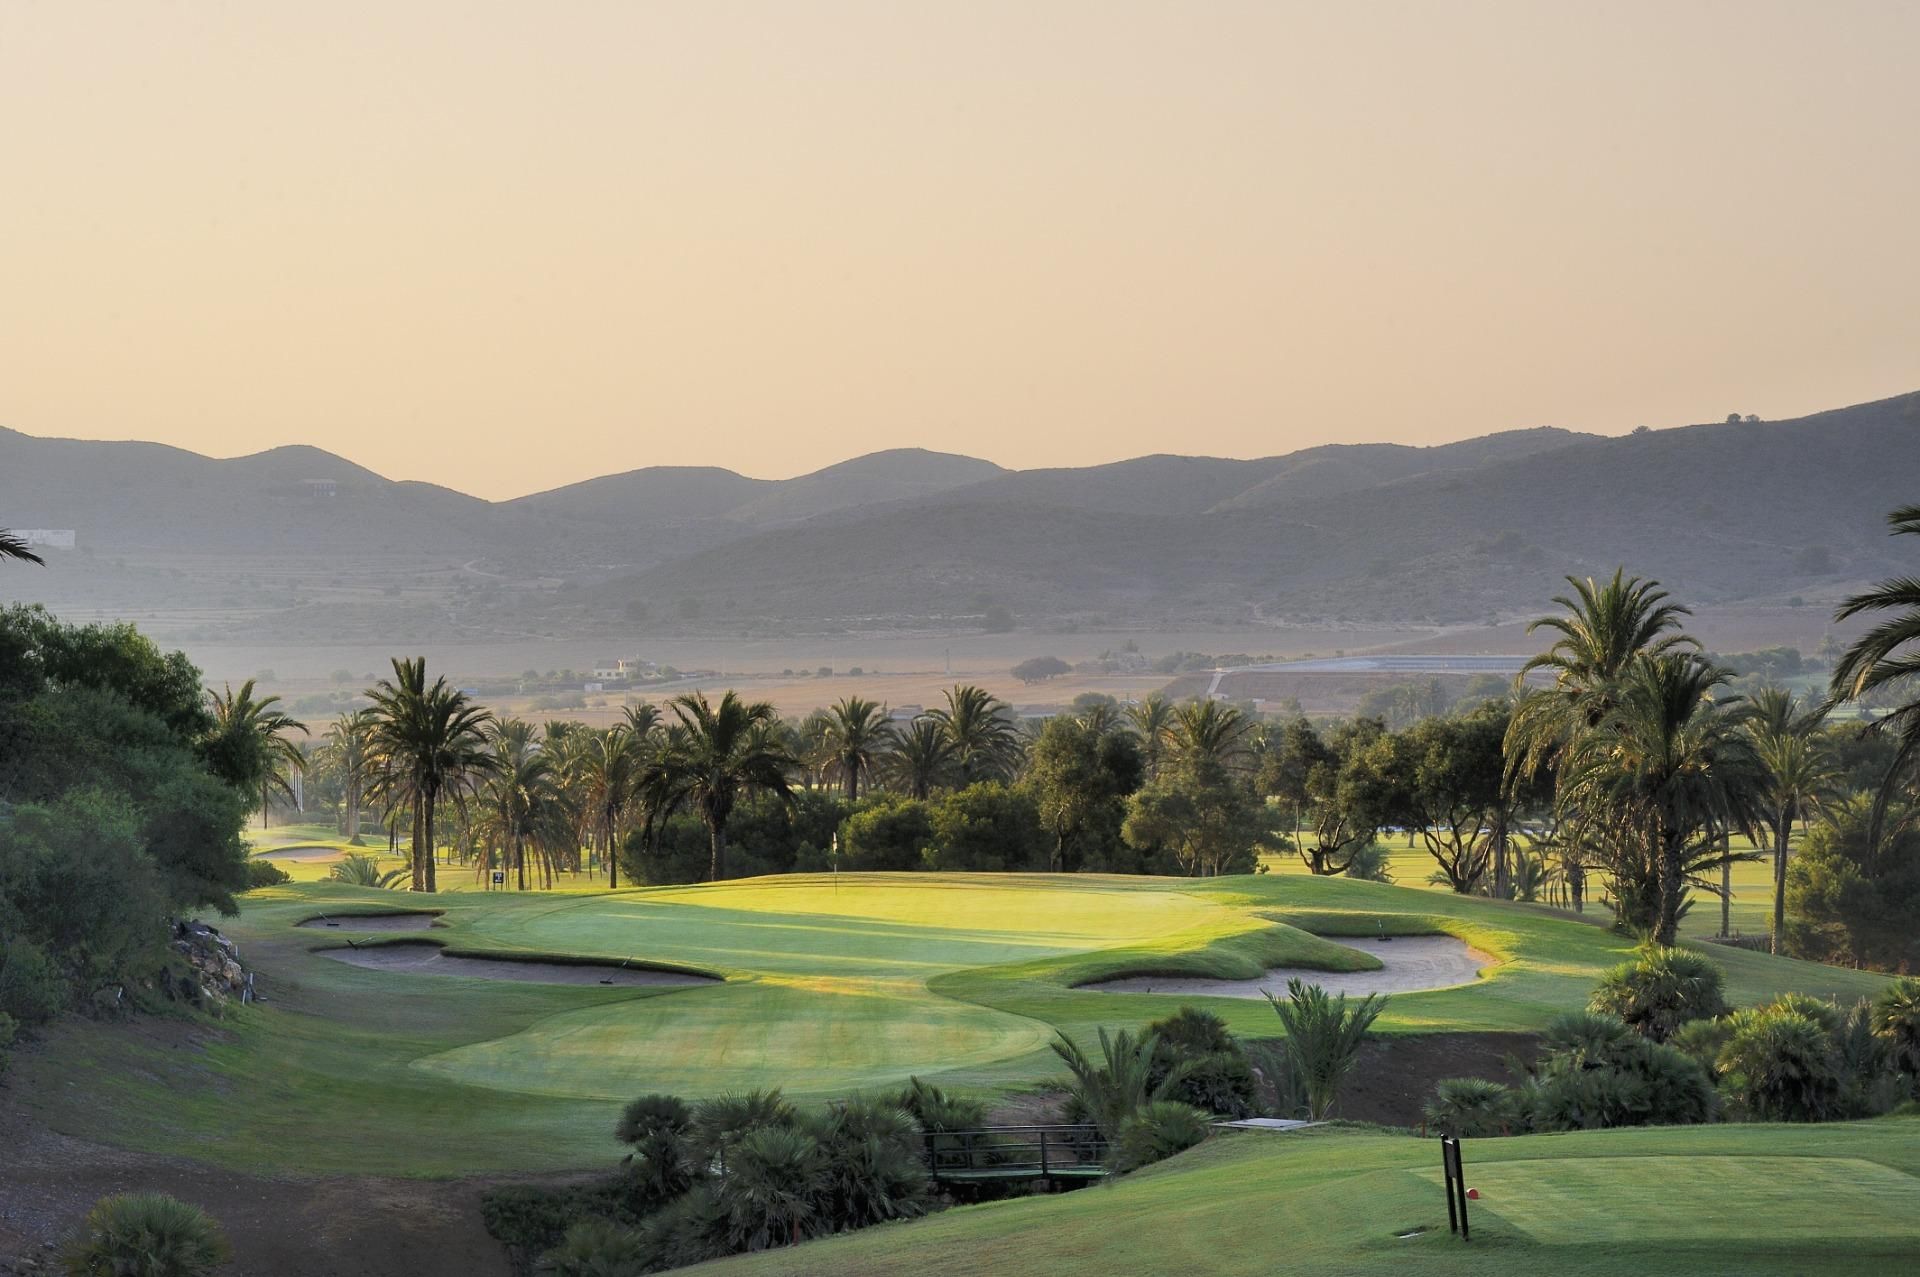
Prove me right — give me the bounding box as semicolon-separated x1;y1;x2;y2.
925;1125;1110;1187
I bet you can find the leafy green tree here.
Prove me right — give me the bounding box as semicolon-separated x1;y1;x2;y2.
925;782;1045;871
1296;718;1394;876
1022;716;1141;872
1011;656;1072;684
1122;767;1269;877
838;794;934;871
1380;704;1510;892
1785;794;1920;971
641;691;797;881
366;657;496;892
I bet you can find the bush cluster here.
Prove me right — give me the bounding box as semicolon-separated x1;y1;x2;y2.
1428;953;1920;1135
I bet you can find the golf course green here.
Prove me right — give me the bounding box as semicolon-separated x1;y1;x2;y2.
13;869;1894;1180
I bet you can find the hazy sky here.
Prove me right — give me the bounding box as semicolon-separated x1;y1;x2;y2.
4;2;1918;499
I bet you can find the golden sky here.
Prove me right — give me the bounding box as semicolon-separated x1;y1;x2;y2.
4;2;1917;499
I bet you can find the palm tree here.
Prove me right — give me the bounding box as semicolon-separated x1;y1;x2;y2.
1745;688;1835;953
1556;653;1762;943
366;657;496;893
928;685;1019;785
317;710;375;843
207;679;308;828
1830;504;1920;846
476;718;573;890
823;697;893;801
1506;569;1698;785
623;701;663;742
1126;694;1175;781
579;726;646;887
0;530;44;565
641;691;797;881
1166;699;1251;771
882;718;953;800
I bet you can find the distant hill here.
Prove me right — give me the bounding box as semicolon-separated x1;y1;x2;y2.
605;393;1920;625
5;391;1918;639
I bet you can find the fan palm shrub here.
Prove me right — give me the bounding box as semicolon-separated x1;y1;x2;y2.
538;1217;647;1277
615;1094;695;1206
1872;976;1920;1093
1589;945;1728;1041
1111;1100;1211;1172
1717;1006;1844;1122
800;1099;930;1230
1424;1078;1516;1137
327;852;408;888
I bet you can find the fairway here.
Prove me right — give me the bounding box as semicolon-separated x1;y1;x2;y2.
1422;1155;1920;1244
11;869;1897;1175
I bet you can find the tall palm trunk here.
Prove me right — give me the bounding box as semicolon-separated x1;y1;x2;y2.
707;818;727;882
1655;820;1684;946
1771;806;1790;955
423;793;439;893
1728;821;1743;933
345;774;361;843
607;816;620;890
411;803;427;892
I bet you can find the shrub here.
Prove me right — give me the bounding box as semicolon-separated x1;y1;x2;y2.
692;1090;795;1173
614;1094;694;1207
1146;1007;1257;1119
1589;946;1727;1041
1671;1017;1734;1077
800;1098;930;1230
1051;1027;1180;1137
1717;1008;1843;1122
1523;1011;1716;1130
243;858;290;889
1871;976;1920;1088
1112;1100;1211;1172
720;1124;824;1251
0;936;67;1025
1265;981;1388;1120
328;852;407;889
62;1192;230;1277
538;1217;648;1277
891;1076;985;1134
636;1185;731;1271
1424;1078;1516;1137
480;1181;637;1275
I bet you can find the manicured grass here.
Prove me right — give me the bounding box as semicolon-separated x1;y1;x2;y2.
13;871;1894;1176
688;1118;1920;1277
1262;831;1787;944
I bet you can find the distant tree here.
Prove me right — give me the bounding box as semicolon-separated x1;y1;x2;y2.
822;697;893;801
1011;656;1072;684
316;709;374;843
1745;688;1836;952
1786;794;1920;972
1829;505;1920;847
1022;716;1142;871
204;679;308;829
641;691;798;881
881;718;954;800
838;794;934;871
366;657;497;892
578;726;647;887
928;685;1021;784
925;782;1046;871
1126;693;1176;781
1380;704;1511;893
1296;718;1394;876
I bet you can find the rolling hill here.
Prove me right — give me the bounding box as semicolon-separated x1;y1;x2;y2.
4;390;1918;635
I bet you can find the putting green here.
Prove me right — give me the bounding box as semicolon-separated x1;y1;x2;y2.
1421;1155;1920;1243
415;876;1233;1098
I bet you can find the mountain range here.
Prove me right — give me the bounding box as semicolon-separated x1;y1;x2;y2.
4;390;1918;635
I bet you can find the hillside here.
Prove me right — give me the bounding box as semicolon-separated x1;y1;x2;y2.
5;390;1918;637
606;392;1920;624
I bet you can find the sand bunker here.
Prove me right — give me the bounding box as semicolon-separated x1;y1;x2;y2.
297;913;438;932
319;942;718;988
1079;935;1493;1000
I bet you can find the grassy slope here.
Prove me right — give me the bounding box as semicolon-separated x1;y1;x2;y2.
690;1118;1920;1277
10;871;1892;1176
